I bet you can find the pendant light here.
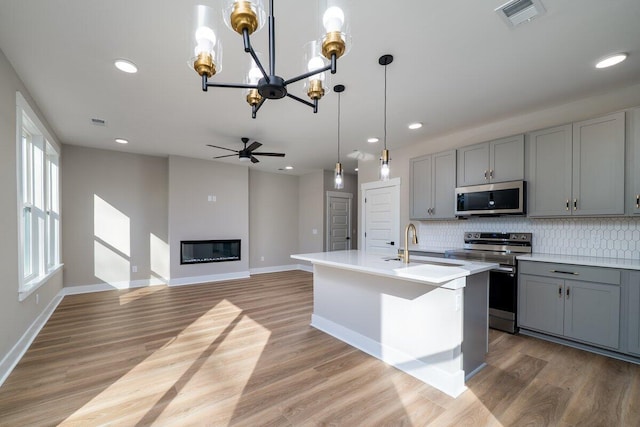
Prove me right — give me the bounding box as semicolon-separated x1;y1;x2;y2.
334;84;345;189
379;54;393;181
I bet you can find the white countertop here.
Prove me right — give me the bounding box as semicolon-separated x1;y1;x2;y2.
291;250;497;288
517;253;640;270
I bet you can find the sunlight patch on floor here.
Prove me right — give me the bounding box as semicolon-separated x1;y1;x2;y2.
61;299;271;425
118;285;165;305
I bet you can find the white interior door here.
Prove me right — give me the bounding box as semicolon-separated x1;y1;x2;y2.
362;178;400;255
326;192;352;251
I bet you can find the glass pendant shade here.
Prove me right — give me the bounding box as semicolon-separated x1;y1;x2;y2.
380;149;390;181
304;41;327;101
223;0;266;35
318;0;352;59
334;162;344;189
245;55;263;106
189;5;223;77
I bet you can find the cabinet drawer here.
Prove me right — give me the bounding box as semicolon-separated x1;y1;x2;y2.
519;261;621;285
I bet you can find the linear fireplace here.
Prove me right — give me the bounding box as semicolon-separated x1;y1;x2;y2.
180;239;241;265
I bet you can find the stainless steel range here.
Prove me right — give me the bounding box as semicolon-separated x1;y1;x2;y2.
445;232;532;333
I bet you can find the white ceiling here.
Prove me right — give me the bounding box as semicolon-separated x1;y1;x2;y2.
1;0;639;175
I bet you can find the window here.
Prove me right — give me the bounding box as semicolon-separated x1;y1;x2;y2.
17;92;61;299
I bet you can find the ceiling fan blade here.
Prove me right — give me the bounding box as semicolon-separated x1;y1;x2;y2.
213;154;237;159
207;144;238;153
252;152;285;157
246;141;262;152
250;155;260;163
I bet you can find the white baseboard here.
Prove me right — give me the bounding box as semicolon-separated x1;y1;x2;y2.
0;293;63;387
62;277;168;296
297;264;313;273
311;314;467;398
250;264;305;274
168;271;250;287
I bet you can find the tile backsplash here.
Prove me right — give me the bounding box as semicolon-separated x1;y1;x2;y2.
417;217;640;260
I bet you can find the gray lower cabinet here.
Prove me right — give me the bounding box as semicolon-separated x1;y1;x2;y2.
627;271;640;356
527;111;625;217
456;135;524;186
409;150;456;220
519;261;621;350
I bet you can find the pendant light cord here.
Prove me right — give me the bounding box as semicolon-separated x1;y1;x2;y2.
337;91;341;163
383;63;387;151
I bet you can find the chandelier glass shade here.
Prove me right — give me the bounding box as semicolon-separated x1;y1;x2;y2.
190;0;351;119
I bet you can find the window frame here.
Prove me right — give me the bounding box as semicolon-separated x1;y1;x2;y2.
16;92;62;301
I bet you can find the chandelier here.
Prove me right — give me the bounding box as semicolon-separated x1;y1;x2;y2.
190;0;351;119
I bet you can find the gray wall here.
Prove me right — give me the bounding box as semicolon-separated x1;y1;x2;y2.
298;171;325;254
61;145;168;287
0;49;62;360
248;170;299;268
168;155;249;279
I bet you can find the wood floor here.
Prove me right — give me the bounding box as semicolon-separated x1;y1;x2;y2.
1;270;639;426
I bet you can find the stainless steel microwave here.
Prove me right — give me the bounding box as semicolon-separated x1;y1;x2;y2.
455;180;526;217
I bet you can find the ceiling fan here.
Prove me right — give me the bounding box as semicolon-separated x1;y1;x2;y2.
207;137;285;164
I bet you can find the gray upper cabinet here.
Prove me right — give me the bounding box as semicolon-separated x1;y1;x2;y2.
527;112;625;217
527;125;573;216
457;135;524;186
410;150;456;220
627;107;640;215
572;112;625;216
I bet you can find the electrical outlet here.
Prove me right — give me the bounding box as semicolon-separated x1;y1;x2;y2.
312;228;318;235
208;195;217;202
260;256;265;261
132;265;138;273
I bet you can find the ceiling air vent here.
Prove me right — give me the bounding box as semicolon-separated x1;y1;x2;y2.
90;118;107;126
496;0;546;27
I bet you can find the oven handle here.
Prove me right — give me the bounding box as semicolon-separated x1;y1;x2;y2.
491;266;516;274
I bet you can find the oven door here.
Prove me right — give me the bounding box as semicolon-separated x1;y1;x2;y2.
488;266;518;333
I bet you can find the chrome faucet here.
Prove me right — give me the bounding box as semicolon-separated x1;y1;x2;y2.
402;223;418;264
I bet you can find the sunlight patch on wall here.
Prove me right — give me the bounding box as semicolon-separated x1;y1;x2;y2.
94;240;130;285
62;299;271;425
150;233;170;280
94;194;130;256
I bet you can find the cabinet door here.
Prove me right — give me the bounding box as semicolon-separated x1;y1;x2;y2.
628;108;640;215
409;155;432;220
564;280;620;349
431;150;456;219
626;272;640;356
457;143;489;186
518;274;564;335
572;111;625;216
527;125;573;217
489;134;524;183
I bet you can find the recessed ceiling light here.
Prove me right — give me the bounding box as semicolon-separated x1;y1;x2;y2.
408;122;423;130
114;59;138;73
367;137;379;143
115;138;129;144
285;166;293;170
595;53;627;69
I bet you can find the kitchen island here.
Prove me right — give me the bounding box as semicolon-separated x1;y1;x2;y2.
291;250;497;397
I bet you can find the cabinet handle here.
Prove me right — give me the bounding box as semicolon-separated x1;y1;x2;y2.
636;194;639;209
430;207;435;215
573;199;578;211
558;286;562;298
489;169;494;179
566;199;570;211
550;269;579;275
566;287;570;299
484;170;488;180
